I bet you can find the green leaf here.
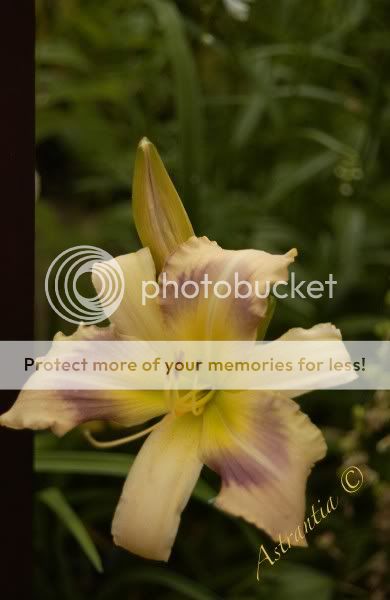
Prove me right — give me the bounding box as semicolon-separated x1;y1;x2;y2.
276;84;348;106
38;487;103;573
260;562;334;600
35;450;133;477
36;41;90;71
96;567;218;600
35;450;215;503
298;128;356;157
148;0;203;219
252;43;365;70
232;60;272;149
263;151;337;209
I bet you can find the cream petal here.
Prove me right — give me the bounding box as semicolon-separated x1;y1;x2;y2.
277;322;342;342
200;391;326;546
0;324;167;436
159;236;296;341
92;247;165;339
276;322;345;398
0;389;167;437
112;413;202;561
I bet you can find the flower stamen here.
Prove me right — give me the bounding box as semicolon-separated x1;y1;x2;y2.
84;421;161;449
174;388;215;416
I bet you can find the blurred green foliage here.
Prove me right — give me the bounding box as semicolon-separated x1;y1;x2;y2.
35;0;389;598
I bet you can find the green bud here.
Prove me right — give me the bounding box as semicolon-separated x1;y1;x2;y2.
132;138;194;272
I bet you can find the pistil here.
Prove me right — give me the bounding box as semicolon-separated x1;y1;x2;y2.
174;388;215;416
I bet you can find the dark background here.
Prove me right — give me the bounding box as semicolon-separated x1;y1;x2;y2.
0;2;34;599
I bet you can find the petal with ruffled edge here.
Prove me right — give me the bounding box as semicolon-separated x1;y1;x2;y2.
159;236;297;341
278;322;342;343
199;391;326;546
92;247;165;340
275;322;354;398
112;413;202;561
0;324;168;436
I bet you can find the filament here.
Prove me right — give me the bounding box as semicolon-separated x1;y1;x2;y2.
84;421;160;449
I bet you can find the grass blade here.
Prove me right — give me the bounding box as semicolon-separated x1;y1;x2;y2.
148;0;203;222
35;450;215;503
38;487;103;573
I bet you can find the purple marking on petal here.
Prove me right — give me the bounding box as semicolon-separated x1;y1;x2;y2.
253;398;290;470
60;390;124;424
159;266;213;316
206;396;291;489
159;261;266;339
209;448;273;487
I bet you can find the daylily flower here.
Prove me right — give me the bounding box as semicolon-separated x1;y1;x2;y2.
1;138;344;562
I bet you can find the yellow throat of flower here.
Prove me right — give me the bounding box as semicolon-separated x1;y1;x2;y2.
173;389;215;417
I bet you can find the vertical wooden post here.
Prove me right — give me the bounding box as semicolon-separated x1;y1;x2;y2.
0;1;34;597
